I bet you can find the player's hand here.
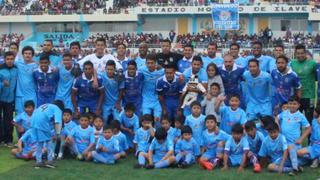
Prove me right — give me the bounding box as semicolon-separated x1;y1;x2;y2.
18;147;22;153
221;166;228;171
162;108;168;116
128;129;134;136
95;108;102;116
206;93;212;100
115;101;122;112
217;95;226;102
178;74;185;84
237;166;244;173
3;80;9;87
74;110;80;119
176;109;182;117
295;139;302;145
17;127;25;133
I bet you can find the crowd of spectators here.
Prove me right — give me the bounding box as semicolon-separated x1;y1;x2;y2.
0;33;24;48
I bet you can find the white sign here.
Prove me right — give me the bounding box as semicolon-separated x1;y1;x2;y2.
136;5;311;15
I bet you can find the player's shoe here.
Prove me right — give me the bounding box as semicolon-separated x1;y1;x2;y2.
199;160;213;170
57;152;63;160
145;164;154;169
253;163;261;173
310;159;319;168
45;161;56;169
34;162;46;169
134;164;145;169
76;154;83;161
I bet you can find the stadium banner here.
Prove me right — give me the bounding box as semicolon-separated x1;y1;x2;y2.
212;3;239;30
36;32;83;46
136;5;311;15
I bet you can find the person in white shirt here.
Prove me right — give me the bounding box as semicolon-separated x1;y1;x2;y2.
78;38;122;73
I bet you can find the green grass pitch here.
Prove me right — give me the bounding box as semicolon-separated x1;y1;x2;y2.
0;147;319;180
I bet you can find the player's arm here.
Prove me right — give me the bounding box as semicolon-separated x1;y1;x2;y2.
215;95;225;113
239;150;248;172
158;94;167;115
17;139;23;153
71;88;79;116
222;150;229;170
149;126;155;137
295;88;302;99
162;150;174;161
148;149;154;165
296;125;311;145
115;89;124;112
278;149;289;174
96;88;105;116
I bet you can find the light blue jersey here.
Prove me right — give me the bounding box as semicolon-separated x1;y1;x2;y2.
243;71;272;105
101;73;124;106
14;111;32;131
96;136;120;156
245;131;265;154
30;104;62;141
167;127;180;143
235;56;248;69
184;114;206;145
258;134;288;162
140;67;164;103
225;136;250;166
119;112;139;148
135;57;146;70
133;127;154;153
149;138;174;163
219;106;247;134
15;60;38;113
246;55;276;72
20;129;37;155
175;138;200;156
183;68;208;83
69;125;95;154
201;56;224;69
278;110;310;144
55;65;75;110
61;121;77;137
113;131;128;153
201;129;230;156
311;119;320;144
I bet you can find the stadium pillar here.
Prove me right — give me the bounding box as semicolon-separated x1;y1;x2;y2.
249;14;254;35
307;21;312;34
192;15;197;34
8;22;12;34
137;16;143;34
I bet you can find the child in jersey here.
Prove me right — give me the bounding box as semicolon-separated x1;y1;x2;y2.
244;121;265;155
223;123;260;173
145;127;176;169
93;116;104;143
201;83;224;124
57;109;77;159
215;94;247;134
11;129;37;160
173;116;184;141
133;115;155;168
161;117;180;144
33;55;59;107
297;106;320;168
90;125;121;165
199;115;230;171
184;101;206;145
13;100;35;137
67;113;95;161
175;125;200;168
259;122;298;175
110;120;128;158
276;96;310;173
119;104;139;149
